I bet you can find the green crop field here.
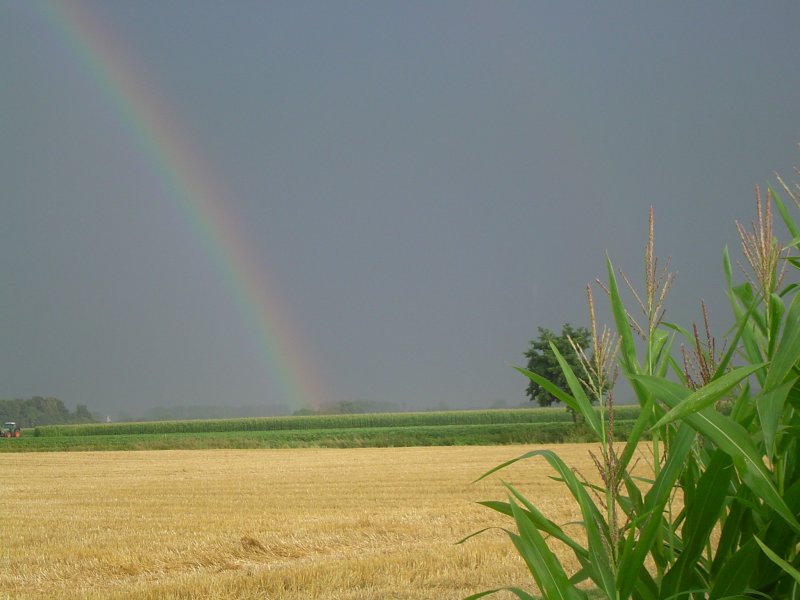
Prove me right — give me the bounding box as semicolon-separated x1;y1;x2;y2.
2;406;641;452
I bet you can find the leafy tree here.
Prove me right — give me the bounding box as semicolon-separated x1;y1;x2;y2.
523;323;592;407
0;397;96;427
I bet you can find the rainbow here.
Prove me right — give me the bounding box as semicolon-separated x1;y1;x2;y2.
36;1;324;411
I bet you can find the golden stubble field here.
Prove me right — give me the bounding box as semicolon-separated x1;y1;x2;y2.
0;444;614;599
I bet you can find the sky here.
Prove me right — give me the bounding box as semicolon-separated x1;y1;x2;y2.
3;1;800;419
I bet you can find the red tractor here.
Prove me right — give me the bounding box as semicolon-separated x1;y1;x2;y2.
1;422;21;438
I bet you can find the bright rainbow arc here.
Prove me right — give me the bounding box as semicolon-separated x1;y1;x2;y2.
40;0;324;412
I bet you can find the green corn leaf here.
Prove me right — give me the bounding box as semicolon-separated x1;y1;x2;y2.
475;500;515;516
478;496;588;560
503;488;589;561
765;290;800;391
457;527;501;545
667;355;691;387
649;327;671;371
619;497;668;593
754;535;800;586
513;367;580;415
657;333;675;380
606;255;640;376
709;540;760;599
768;293;786;357
464;587;538;600
633;569;660;600
781;282;800;298
651;364;765;430
618;392;659;475
527;451;616;596
473;450;541;483
711;498;746;578
618;422;696;599
731;381;758;429
662;321;693;344
632;374;800;534
485;450;614;593
621;470;644;514
732;281;755;310
508;499;586;600
724;246;734;290
662;451;733;596
714;294;761;379
549;343;603;439
757;379;796;460
755;478;800;574
645;423;697;514
498;589;538;600
733;283;767;338
792;582;800;600
568;566;591;586
771;185;800;238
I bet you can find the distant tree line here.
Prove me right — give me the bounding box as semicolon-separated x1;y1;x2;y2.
0;397;95;427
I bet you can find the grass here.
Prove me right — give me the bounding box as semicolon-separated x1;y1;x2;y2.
0;444;625;599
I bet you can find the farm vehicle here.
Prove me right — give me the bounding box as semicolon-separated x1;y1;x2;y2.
1;422;21;438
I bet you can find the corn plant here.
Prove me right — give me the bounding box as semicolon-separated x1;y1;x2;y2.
466;174;800;599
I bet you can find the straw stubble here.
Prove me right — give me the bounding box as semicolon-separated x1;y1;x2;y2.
0;445;602;599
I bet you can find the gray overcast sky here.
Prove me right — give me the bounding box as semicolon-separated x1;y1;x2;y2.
3;1;800;417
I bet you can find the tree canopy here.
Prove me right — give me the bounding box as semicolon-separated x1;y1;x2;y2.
523;323;592;407
0;397;95;428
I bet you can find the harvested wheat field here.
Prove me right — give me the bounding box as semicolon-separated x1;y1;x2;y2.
0;444;614;599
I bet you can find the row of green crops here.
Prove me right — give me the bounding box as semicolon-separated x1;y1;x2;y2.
2;421;642;452
32;406;641;438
